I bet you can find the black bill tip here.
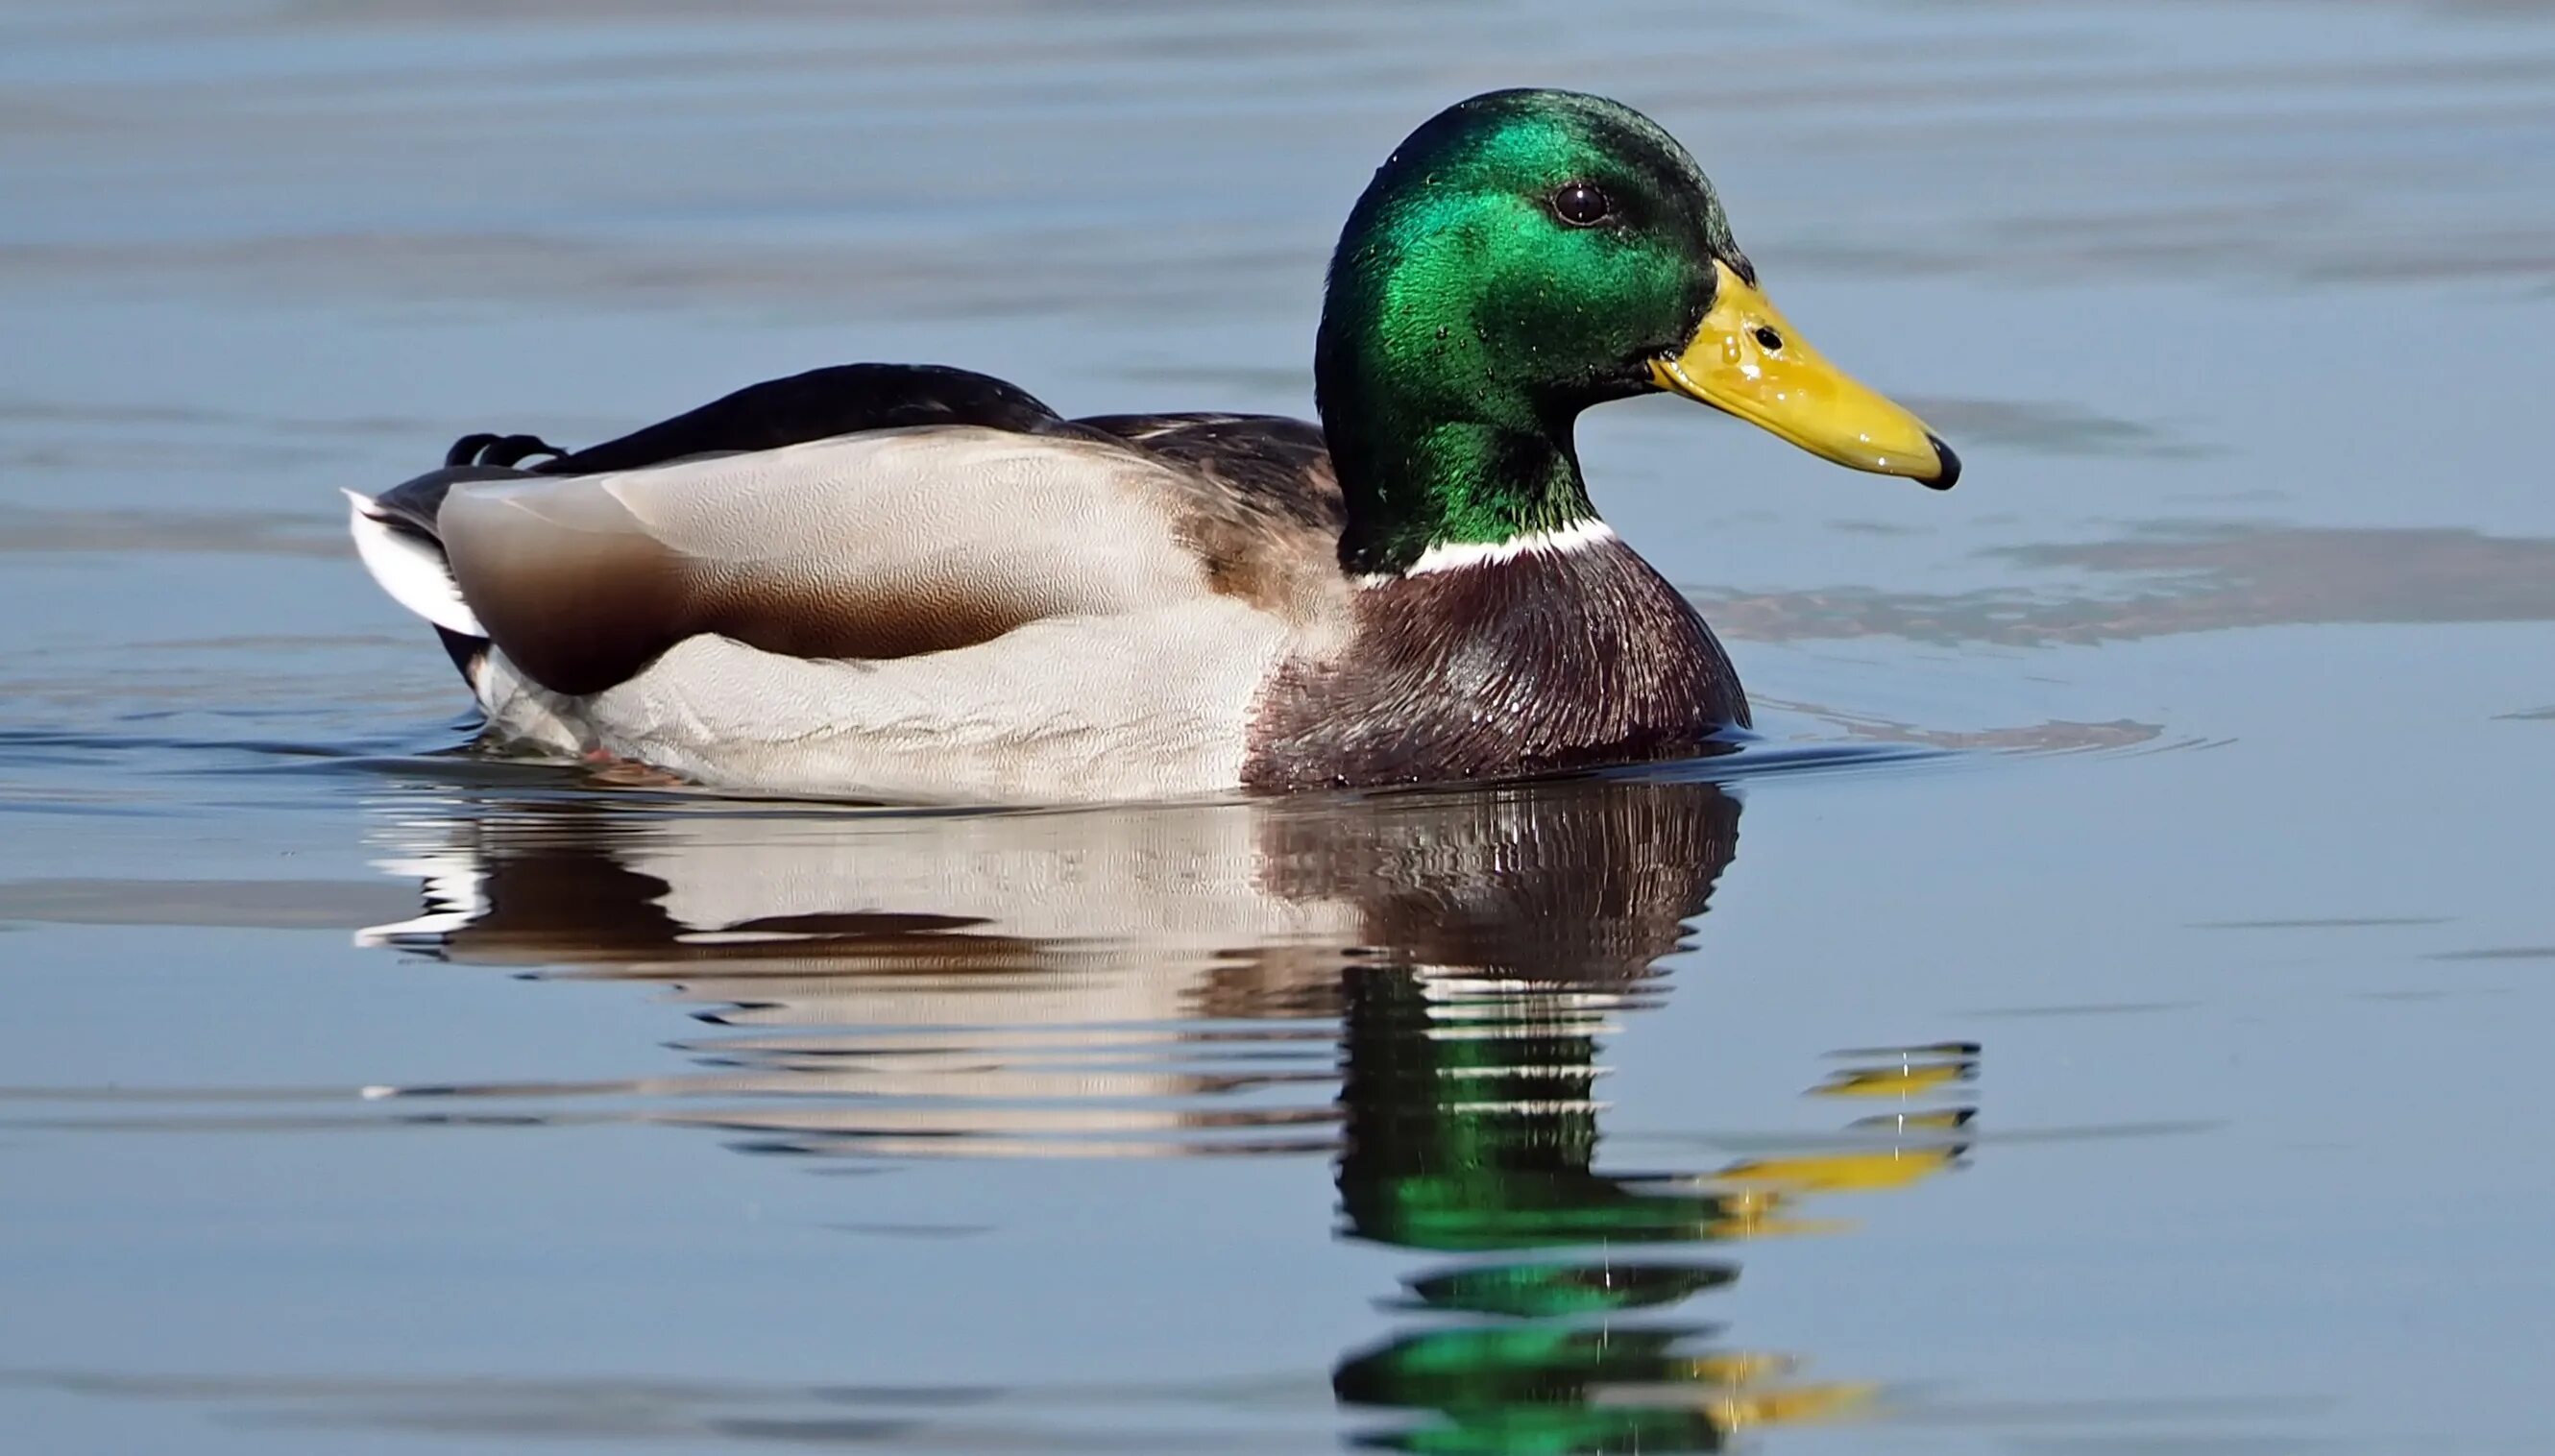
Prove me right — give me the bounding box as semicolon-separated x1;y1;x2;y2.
1924;433;1961;491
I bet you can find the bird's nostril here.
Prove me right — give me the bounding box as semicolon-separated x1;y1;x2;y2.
1751;326;1783;351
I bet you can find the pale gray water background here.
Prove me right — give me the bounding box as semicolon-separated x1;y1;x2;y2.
5;1;2555;1452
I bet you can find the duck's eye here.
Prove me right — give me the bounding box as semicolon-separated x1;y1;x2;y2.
1550;182;1613;228
1752;325;1785;351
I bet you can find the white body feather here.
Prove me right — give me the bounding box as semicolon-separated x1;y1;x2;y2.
479;605;1288;802
353;428;1305;802
439;428;1221;622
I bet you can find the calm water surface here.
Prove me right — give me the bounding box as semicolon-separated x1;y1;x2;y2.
5;2;2555;1452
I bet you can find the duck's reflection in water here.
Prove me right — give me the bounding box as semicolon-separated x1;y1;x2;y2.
366;790;1379;1156
1320;794;1975;1452
363;776;1979;1451
1337;1024;1980;1452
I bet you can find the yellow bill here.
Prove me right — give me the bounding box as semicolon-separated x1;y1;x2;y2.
1707;1382;1883;1432
1652;260;1959;489
1809;1060;1976;1099
1712;1145;1964;1194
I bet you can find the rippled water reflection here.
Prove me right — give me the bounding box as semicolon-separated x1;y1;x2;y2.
15;771;2022;1450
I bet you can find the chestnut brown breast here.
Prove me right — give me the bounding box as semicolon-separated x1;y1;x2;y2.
1243;539;1747;789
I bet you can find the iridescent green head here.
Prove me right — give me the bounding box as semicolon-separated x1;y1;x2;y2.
1316;89;1955;576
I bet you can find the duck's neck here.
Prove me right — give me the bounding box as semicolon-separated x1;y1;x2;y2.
1314;243;1602;578
1323;414;1600;578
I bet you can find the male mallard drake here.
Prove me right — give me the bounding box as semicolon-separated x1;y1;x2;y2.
349;88;1956;802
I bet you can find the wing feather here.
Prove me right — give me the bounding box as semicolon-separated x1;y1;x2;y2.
436;425;1217;695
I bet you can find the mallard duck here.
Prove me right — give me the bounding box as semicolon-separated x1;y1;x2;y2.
349;88;1955;802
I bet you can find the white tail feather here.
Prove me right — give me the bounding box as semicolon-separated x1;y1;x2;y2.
345;489;486;638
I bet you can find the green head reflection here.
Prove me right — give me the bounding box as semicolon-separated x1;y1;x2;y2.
1327;781;1977;1452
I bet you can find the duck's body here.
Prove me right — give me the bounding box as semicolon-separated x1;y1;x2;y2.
351;90;1953;801
354;369;1738;799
